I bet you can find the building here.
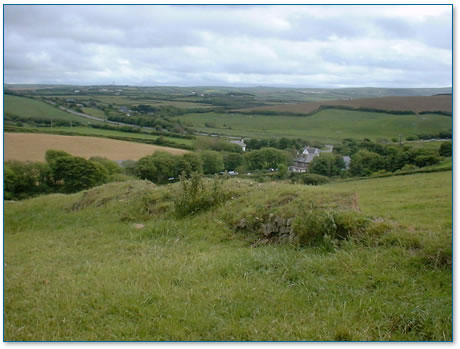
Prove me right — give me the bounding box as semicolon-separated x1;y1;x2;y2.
230;139;247;152
343;156;351;169
288;147;321;173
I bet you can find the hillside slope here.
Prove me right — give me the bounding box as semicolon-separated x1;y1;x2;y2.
4;173;452;341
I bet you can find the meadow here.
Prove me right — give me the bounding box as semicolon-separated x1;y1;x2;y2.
239;95;452;115
4;171;452;341
47;126;194;146
4;133;189;162
4;95;92;123
176;109;452;143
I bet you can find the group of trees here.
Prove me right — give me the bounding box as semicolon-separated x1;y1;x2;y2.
5;150;125;200
332;138;451;177
135;147;291;184
245;137;322;152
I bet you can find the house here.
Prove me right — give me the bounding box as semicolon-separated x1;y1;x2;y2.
288;147;321;173
343;156;351;170
119;106;129;113
230;139;246;152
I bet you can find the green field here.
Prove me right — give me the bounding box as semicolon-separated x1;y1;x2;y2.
4;95;91;123
4;171;452;341
49;126;194;146
176;109;452;143
59;95;212;109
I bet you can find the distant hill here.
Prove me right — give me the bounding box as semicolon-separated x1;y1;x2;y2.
238;95;452;115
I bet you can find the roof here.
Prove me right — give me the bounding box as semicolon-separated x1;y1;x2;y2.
230;140;246;147
295;153;318;163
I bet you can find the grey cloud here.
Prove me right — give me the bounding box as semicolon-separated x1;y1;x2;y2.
4;4;452;87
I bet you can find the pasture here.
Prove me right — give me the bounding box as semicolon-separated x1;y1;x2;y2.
4;95;90;123
4;133;189;162
176;109;452;143
4;171;452;341
240;95;452;115
48;126;194;146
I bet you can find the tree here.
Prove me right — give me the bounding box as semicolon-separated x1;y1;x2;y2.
136;152;177;184
50;156;108;193
223;152;243;171
89;156;122;175
414;155;440;168
349;150;385;176
310;153;344;177
183;153;203;174
244;147;289;171
45;149;72;164
439;142;452;157
200;151;224;174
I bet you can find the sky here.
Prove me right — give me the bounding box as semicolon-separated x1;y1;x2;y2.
3;4;453;88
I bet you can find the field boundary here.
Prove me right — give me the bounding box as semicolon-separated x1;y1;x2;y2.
4;126;193;150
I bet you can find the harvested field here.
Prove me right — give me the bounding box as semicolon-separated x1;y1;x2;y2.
4;133;189;162
239;95;452;115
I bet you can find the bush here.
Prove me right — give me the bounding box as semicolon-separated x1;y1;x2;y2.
89;157;122;175
200;150;224;175
291;210;370;247
174;172;230;217
50;156;108;193
296;173;330;185
439;142;452;157
414;155;441;168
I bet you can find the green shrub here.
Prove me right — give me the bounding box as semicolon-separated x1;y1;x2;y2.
50;156;108;193
439;141;452;157
292;210;370;247
89;156;122;175
294;173;330;185
414;155;440;167
174;172;229;217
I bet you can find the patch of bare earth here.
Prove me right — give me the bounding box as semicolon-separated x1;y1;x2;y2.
5;133;189;162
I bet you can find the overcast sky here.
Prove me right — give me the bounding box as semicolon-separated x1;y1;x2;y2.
4;5;452;88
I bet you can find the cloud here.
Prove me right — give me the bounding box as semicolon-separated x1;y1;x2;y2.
4;4;452;87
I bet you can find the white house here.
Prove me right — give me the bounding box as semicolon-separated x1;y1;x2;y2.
230;139;247;152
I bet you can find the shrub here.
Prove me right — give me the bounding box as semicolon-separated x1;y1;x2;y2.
414;155;441;168
298;173;330;185
174;172;229;217
45;149;72;164
439;142;452;157
50;156;108;193
200;150;224;175
89;156;122;175
291;210;370;247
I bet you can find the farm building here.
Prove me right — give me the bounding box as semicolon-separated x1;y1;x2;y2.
230;139;247;152
289;147;320;173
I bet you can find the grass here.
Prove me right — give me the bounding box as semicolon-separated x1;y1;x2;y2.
48;126;194;146
240;95;452;115
58;95;212;109
176;109;451;143
4;172;452;341
4;95;89;123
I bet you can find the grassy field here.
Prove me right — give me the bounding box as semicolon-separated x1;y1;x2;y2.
57;95;212;109
4;171;452;341
48;126;194;146
239;95;452;115
4;133;189;162
177;109;452;143
4;95;90;123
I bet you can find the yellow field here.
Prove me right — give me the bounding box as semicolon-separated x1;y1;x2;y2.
4;133;189;162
